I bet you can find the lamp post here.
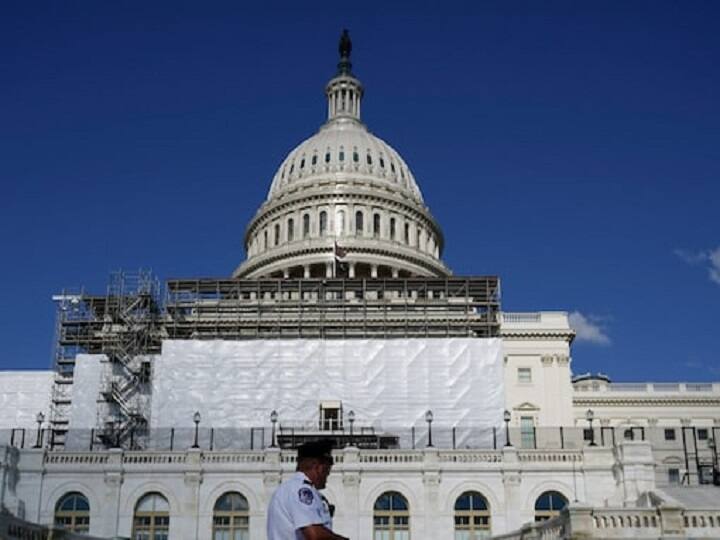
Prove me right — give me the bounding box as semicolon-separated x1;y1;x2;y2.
34;412;45;449
270;410;278;448
586;409;597;446
504;410;512;447
425;410;434;448
192;411;201;449
348;410;355;446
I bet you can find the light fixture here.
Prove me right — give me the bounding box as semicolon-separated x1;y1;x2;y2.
425;410;434;447
192;411;201;449
270;410;278;448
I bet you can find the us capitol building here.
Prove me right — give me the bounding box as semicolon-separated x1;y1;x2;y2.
1;32;719;540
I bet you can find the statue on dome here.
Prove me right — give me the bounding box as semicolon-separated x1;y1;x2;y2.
339;29;352;59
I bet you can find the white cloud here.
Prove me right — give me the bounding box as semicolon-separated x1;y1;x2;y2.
569;311;611;345
675;247;720;285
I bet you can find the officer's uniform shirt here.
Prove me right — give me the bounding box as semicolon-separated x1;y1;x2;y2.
267;471;333;540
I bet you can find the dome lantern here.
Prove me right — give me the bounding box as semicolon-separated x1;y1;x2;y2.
326;30;364;122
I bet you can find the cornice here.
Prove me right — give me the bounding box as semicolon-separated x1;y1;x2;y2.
573;397;720;407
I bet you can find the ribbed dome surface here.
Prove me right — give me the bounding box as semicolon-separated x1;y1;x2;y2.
267;118;424;205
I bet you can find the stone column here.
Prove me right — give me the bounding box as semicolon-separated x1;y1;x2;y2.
421;448;442;538
325;262;333;278
303;265;310;279
283;268;289;279
391;267;399;278
102;448;124;538
340;446;360;540
179;449;203;540
501;447;523;533
370;264;378;278
349;262;356;278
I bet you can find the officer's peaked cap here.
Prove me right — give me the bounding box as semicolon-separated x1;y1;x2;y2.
297;439;334;463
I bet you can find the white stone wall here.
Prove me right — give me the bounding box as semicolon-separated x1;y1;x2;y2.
0;370;54;432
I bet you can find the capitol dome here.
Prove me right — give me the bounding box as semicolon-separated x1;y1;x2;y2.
233;31;450;279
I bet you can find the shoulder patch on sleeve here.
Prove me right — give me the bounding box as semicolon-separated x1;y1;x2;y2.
298;487;314;505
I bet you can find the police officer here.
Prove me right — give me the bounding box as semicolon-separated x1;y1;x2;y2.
267;439;349;540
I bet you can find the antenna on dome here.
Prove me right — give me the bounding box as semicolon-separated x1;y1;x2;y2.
337;29;353;75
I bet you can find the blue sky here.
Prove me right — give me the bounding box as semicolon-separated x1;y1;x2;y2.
1;2;718;380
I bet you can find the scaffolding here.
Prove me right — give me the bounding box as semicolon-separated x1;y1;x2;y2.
51;273;500;449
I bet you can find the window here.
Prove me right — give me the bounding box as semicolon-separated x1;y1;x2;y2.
583;428;594;443
534;491;567;522
213;492;249;540
339;149;345;162
668;468;680;484
300;158;305;169
416;228;421;248
520;416;535;449
133;492;170;540
404;223;410;245
367;153;373;165
325;151;331;163
697;428;709;440
664;429;676;441
380;157;385;168
274;223;280;246
353;150;359;163
287;218;294;242
374;491;409;540
390;218;396;240
319;401;342;431
312;154;317;165
55;492;90;533
373;213;381;238
517;367;531;383
319;211;328;237
263;229;268;250
303;214;310;238
454;491;490;539
624;429;635;441
355;211;364;235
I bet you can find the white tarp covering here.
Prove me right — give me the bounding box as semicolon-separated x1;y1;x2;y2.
0;370;53;431
68;354;104;429
152;338;504;432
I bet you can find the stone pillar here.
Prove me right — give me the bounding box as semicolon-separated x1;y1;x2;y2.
349;262;356;278
391;267;399;278
615;441;656;504
659;504;686;536
501;447;523;533
325;262;333;278
340;446;361;540
178;449;203;540
102;448;124;538
283;268;289;279
370;264;378;278
303;265;310;279
421;448;442;539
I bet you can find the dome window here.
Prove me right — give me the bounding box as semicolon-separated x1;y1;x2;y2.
303;214;310;238
390;162;396;173
353;151;359;163
312;155;317;166
287;218;294;242
325;151;331;163
404;223;410;245
373;213;381;238
339;150;345;162
379;157;385;168
355;211;364;235
319;211;328;237
390;218;396;240
289;164;294;174
367;153;372;165
300;158;305;169
274;224;281;246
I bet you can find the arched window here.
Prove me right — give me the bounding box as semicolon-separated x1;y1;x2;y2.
319;211;328;237
454;491;490;539
390;218;396;240
303;214;310;238
287;218;294;242
274;223;280;246
404;223;410;245
416;227;422;248
339;148;345;162
133;492;170;539
373;213;381;238
353;149;359;163
374;491;409;540
367;152;373;165
54;492;90;533
534;491;568;522
263;229;268;250
355;211;364;235
213;491;249;540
